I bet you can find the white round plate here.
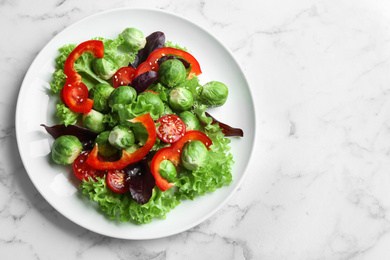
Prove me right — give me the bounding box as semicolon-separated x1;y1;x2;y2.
15;8;256;240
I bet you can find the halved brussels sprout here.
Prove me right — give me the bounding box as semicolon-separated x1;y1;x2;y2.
181;140;208;171
95;131;118;157
108;85;137;108
200;81;228;107
159;160;177;182
119;27;146;52
90;83;115;112
179;111;201;131
169;87;194;111
108;125;135;150
158;59;186;87
82;109;106;133
51;135;83;165
92;56;119;80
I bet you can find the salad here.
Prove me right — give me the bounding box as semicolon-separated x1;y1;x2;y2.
42;27;244;225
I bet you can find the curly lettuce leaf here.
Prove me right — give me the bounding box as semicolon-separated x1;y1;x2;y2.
149;82;169;102
176;124;233;199
164;41;188;52
55;44;77;70
50;69;67;94
175;103;234;199
55;103;80;126
126;187;180;224
102;112;119;129
80;177;126;218
80;177;180;224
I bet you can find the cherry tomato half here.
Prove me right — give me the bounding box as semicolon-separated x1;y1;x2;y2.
156;115;186;143
73;151;105;181
107;169;130;193
62;81;94;113
113;67;136;88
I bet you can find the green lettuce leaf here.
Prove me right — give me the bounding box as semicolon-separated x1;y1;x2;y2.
176;124;233;199
112;93;164;123
102;112;119;129
92;36;136;68
177;76;202;101
80;177;180;224
193;103;213;126
55;44;77;70
55;103;80;126
164;41;188;52
149;82;169;102
50;69;67;94
176;103;234;199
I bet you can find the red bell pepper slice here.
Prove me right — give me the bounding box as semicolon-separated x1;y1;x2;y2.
134;61;154;77
150;130;212;191
86;113;157;170
134;47;202;78
62;40;104;113
112;66;136;88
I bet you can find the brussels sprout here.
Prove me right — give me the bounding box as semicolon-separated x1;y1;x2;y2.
158;59;186;87
108;125;135;150
92;56;119;80
181;140;208;171
95;131;118;157
51;135;83;165
169;87;194;111
159;160;177;182
108;86;137;107
82;109;106;133
90;83;115;112
179;111;201;131
200;81;229;107
119;27;146;52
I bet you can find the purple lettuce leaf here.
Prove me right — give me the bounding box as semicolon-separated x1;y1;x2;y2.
41;124;98;150
205;112;244;137
129;31;165;68
130;71;159;94
124;158;155;205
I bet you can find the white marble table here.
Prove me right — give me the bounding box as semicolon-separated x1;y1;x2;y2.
3;0;390;259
